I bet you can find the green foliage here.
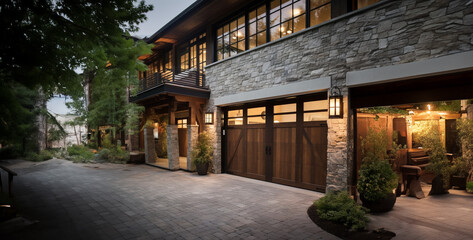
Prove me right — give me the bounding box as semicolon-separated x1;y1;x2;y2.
67;145;95;163
191;131;214;165
360;127;389;163
97;147;129;163
358;107;408;115
314;191;369;231
467;182;473;193
26;150;53;162
155;117;168;158
456;119;473;182
102;133;114;149
412;121;452;186
0;146;22;160
358;161;398;202
358;127;398;202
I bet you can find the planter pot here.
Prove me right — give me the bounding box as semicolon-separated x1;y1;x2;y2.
360;193;396;213
195;162;209;175
450;175;467;190
429;175;449;195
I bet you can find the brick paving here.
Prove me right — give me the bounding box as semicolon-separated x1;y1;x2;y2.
1;159;336;240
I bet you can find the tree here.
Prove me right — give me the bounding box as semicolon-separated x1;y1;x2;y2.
0;0;153;151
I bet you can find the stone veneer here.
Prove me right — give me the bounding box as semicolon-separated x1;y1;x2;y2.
144;127;156;164
205;0;473;191
187;125;199;170
166;125;179;170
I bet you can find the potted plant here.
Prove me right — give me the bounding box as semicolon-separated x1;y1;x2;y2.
357;127;398;213
191;131;214;175
414;121;452;195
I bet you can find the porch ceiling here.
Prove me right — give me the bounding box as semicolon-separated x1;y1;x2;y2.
129;82;210;104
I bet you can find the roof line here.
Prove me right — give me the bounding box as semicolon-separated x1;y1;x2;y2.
145;0;209;44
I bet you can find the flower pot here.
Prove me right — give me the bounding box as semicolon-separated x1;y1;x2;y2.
450;175;467;190
195;162;209;175
360;193;396;213
429;175;449;195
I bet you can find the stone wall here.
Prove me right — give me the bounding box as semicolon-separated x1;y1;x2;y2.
166;125;179;170
205;0;473;190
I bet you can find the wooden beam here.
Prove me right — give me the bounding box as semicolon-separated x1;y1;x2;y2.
169;98;177;125
172;94;206;104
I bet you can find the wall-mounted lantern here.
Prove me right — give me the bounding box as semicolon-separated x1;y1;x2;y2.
329;86;343;119
153;122;159;139
205;112;214;124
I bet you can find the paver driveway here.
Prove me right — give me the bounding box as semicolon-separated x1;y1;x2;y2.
1;159;337;240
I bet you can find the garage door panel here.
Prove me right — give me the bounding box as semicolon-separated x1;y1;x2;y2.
246;127;265;180
302;125;328;189
226;128;245;175
273;126;297;183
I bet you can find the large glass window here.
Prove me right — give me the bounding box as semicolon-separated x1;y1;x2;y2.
309;0;331;27
217;16;246;60
270;0;306;41
249;5;267;49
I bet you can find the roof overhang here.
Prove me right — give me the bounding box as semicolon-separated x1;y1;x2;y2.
130;82;210;103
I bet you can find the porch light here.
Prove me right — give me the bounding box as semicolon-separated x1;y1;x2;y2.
329;87;343;119
205;112;214;124
153;122;159;139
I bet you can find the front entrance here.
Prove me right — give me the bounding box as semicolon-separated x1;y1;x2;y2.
224;93;328;192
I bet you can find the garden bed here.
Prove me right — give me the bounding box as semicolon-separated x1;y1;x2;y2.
307;205;395;240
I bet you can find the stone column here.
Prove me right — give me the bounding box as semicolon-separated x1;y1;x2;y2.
326;95;349;192
212;107;222;173
187;125;199;171
167;125;179;170
143;127;156;164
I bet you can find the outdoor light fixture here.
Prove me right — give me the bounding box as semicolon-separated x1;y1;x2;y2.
205;112;214;124
329;86;343;119
153;122;159;139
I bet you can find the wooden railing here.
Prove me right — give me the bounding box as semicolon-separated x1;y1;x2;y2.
133;69;206;95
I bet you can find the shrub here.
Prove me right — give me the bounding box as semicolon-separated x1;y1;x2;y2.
97;148;111;160
358;160;398;202
25;150;53;162
97;147;129;163
67;145;95;162
191;131;214;165
0;145;22;160
467;182;473;193
314;191;369;231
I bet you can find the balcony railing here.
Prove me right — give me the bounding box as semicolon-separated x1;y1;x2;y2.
134;69;206;94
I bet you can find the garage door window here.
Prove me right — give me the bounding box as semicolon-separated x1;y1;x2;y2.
247;107;266;124
304;99;328;121
274;103;297;123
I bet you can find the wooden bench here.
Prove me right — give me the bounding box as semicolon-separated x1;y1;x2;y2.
0;165;18;197
400;149;430;199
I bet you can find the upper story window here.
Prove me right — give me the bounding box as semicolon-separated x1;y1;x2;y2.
249;4;267;49
177;33;206;73
217;16;246;60
309;0;331;27
270;0;306;41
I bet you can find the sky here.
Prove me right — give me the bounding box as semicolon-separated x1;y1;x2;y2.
47;0;196;115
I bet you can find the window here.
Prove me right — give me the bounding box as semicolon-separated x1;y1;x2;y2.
198;41;206;86
177;119;187;128
357;0;379;9
309;0;331;27
217;16;246;60
178;44;190;73
274;103;297;123
228;109;244;125
304;99;328;121
270;0;306;41
248;5;267;49
247;107;266;124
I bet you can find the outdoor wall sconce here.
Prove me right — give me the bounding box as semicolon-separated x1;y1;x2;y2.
329;87;343;119
153;122;159;139
205;112;214;124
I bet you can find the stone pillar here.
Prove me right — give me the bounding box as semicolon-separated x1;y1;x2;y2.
167;125;179;170
467;104;473;120
143;127;156;164
187;125;199;171
212;107;222;173
326;95;349;192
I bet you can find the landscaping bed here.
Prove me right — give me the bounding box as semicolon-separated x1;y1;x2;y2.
307;205;395;240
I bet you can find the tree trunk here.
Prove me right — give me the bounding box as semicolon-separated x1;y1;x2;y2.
73;125;79;145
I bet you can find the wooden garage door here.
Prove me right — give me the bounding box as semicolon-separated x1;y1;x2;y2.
224;94;328;192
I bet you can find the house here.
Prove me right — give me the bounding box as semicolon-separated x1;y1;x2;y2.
129;0;473;193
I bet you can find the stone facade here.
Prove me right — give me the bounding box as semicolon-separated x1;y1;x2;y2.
166;125;180;170
187;125;199;170
205;0;473;190
144;127;156;164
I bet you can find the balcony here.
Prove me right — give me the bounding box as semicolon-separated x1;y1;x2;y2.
130;69;210;103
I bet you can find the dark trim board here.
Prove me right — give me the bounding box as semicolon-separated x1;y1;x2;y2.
130;83;210;103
